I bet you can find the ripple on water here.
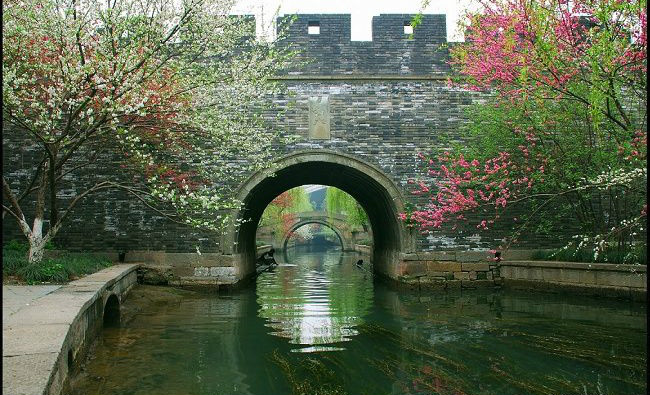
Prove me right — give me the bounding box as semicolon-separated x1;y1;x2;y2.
256;251;373;347
70;251;647;395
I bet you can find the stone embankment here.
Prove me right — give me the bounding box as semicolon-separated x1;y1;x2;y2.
2;264;139;395
394;250;646;301
501;260;646;301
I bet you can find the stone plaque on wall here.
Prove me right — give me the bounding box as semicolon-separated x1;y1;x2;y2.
308;96;330;139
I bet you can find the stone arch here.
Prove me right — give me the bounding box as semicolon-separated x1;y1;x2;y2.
225;150;413;279
282;220;348;251
103;294;120;328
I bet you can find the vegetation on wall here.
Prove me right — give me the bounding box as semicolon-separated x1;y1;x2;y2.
2;0;294;264
410;0;647;263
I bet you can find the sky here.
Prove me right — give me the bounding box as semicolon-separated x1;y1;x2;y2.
231;0;478;42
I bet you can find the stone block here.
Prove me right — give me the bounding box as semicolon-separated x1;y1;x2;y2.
427;261;461;272
139;265;174;285
427;271;454;280
419;280;447;291
454;272;470;280
476;271;487;280
399;261;427;276
578;270;596;285
542;268;561;282
469;271;477;280
461;263;489;272
461;280;477;289
446;280;462;289
501;249;539;260
485;271;493;280
456;251;487;262
561;269;581;283
210;267;236;277
629;273;646;289
429;251;457;261
528;267;543;281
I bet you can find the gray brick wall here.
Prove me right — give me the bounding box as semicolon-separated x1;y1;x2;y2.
2;14;576;254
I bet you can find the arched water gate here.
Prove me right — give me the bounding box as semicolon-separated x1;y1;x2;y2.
223;150;413;280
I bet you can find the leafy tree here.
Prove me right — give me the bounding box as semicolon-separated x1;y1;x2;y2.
409;0;646;261
259;187;313;244
324;187;369;231
2;0;293;263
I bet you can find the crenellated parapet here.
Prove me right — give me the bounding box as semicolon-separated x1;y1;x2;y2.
276;14;454;76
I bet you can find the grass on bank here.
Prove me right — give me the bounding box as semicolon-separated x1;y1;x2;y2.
3;240;113;284
532;244;647;265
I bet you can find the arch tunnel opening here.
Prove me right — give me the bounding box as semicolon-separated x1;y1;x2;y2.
255;184;369;255
232;152;409;279
282;221;346;253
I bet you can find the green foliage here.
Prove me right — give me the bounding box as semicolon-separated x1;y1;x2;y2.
414;0;647;256
532;245;647;265
4;239;28;253
324;187;369;230
2;242;112;284
259;187;314;244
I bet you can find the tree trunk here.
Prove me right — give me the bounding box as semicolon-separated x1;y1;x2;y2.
27;238;45;264
28;169;48;264
27;216;46;264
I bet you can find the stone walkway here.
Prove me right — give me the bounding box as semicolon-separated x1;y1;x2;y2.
2;285;62;323
2;265;139;395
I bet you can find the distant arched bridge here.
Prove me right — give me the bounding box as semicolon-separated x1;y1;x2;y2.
256;211;369;252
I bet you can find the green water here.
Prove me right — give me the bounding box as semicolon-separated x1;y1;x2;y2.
71;251;647;395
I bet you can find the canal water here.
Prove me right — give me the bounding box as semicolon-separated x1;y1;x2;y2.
71;250;647;395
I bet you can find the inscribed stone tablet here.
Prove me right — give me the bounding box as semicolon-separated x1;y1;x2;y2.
308;96;330;139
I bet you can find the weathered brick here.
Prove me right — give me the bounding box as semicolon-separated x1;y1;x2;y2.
454;271;470;280
428;261;462;272
398;261;427;277
2;13;579;272
461;263;490;272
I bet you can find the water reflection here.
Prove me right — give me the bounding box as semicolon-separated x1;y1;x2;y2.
256;249;372;349
70;251;647;395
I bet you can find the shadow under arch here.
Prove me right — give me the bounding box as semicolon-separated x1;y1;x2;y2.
282;220;347;252
225;150;413;280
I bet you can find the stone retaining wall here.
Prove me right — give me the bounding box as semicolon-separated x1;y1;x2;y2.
394;250;503;291
2;264;140;395
136;245;273;287
501;260;647;301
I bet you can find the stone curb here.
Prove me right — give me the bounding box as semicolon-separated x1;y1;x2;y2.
2;264;140;395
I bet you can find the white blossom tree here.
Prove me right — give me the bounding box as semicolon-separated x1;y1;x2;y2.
2;0;294;263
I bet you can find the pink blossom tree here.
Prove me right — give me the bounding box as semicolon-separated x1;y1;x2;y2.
409;0;646;261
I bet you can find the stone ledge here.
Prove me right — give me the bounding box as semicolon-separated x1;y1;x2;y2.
427;261;462;272
503;260;647;273
171;276;237;286
461;263;490;272
2;264;140;395
124;251;236;267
